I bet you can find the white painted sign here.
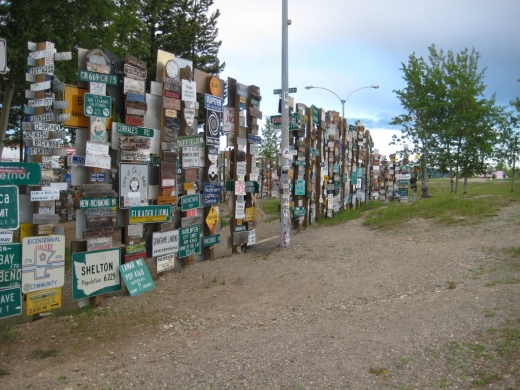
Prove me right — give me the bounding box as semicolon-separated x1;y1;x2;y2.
222;106;235;133
124;77;145;94
152;230;179;257
85;153;111;169
235;201;245;219
22;235;65;293
0;38;6;74
0;230;13;243
73;249;121;298
181;79;196;101
50;182;68;191
182;146;200;168
157;254;175;273
86;141;110;156
184;108;195;127
30;190;59;201
28;97;53;107
121;150;150;161
248;229;256;246
32;139;62;148
90;82;106;95
30;81;51;91
34;122;60;131
250;144;260;155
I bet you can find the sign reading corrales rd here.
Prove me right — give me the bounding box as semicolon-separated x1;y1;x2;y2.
115;122;154;138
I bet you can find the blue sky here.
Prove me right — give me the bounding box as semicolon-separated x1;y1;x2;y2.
211;0;520;157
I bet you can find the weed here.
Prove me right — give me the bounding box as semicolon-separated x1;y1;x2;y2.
220;280;226;285
369;367;387;376
0;369;10;376
447;281;457;289
485;311;496;318
439;378;448;388
0;325;18;343
59;375;67;380
507;277;520;284
399;357;410;364
29;348;59;359
486;280;502;287
307;295;311;298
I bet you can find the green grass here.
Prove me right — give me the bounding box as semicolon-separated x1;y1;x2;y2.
363;178;520;230
314;200;384;227
257;198;280;216
29;348;59;359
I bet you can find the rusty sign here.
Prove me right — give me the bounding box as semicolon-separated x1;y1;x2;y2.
163;96;181;110
125;115;144;127
124;63;146;80
125;54;147;70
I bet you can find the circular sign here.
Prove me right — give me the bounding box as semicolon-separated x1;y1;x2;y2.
208;163;218;183
207;111;220;138
165;60;179;79
209;76;220;96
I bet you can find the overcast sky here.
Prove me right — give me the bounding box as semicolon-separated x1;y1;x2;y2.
211;0;520;156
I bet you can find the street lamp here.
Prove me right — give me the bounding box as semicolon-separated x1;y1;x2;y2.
305;85;379;119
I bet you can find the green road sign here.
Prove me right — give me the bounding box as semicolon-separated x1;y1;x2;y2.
235;225;246;232
271;112;301;131
0;162;41;185
273;88;297;94
79;197;118;209
311;105;319;125
0;286;22;319
79;70;118;85
203;234;221;247
129;205;171;224
84;93;112;118
115;122;154;138
0;243;22;289
295;180;305;195
0;185;19;230
181;194;200;211
72;248;122;300
119;258;155;297
179;225;201;258
293;207;306;218
177;134;204;148
245;181;259;194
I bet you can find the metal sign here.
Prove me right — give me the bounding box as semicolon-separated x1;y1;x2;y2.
181;194;200;211
182;146;200;168
204;93;223;112
0;162;41;185
152;230;179;257
26;287;62;315
129;205;171;224
84;93;111;118
203;234;220;247
72;248;121;300
79;70;118;85
0;286;22;319
178;224;201;258
30;190;59;201
205;205;219;234
119;258;155;297
0;185;19;230
0;243;22;289
120;163;149;208
157;254;175;273
22;235;65;293
177;134;204;148
203;183;222;206
115;122;154;137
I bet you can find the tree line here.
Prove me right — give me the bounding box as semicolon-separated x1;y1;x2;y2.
391;44;519;196
0;0;225;155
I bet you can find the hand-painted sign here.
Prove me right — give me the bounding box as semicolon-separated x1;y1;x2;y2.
85;153;111;169
72;248;121;300
156;254;175;273
181;79;196;101
0;162;41;185
179;224;201;258
21;235;65;293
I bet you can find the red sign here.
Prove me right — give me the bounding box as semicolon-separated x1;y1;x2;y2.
125;115;144;126
124;251;146;263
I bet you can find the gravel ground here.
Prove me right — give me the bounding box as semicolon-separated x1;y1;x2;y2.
1;202;519;390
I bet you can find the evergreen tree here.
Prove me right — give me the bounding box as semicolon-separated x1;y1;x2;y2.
260;116;280;197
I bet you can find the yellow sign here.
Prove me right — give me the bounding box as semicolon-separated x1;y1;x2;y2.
63;85;112;129
205;205;220;234
209;76;220;96
26;287;62;315
183;182;194;190
20;223;34;241
245;207;255;222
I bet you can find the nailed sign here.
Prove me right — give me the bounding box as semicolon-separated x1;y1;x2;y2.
152;230;179;257
129;205;171;224
178;224;201;258
84;93;111;118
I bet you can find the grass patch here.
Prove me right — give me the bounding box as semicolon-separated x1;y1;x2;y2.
447;281;457;290
256;198;279;216
29;348;59;359
0;325;18;343
314;200;383;227
0;369;10;376
363;178;520;230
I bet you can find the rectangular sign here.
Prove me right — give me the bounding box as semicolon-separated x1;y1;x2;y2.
119;258;155;297
181;194;200;211
152;230;179;257
178;224;201;258
79;70;118;85
129;205;171;224
203;183;222;206
115;122;154;137
30;190;59;201
124;77;145;94
0;162;41;185
203;234;220;247
0;243;22;288
156;254;175;273
79;197;117;209
22;235;65;293
84;93;112;118
204;93;223;112
177;134;204;148
85;153;111;169
72;248;121;300
86;141;109;156
0;286;22;319
26;287;61;315
0;185;19;230
182;146;200;168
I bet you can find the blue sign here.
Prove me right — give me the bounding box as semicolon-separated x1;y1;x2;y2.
248;135;262;144
90;173;106;183
204;182;222;206
72;155;85;165
126;92;146;102
236;83;248;97
204;94;223;112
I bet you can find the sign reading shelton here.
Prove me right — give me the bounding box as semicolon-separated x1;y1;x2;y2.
129;205;171;224
72;248;121;300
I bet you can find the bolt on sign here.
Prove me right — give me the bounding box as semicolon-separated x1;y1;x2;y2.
0;185;19;230
0;243;22;289
152;230;179;257
178;224;201;258
72;248;121;300
84;93;112;118
129;205;171;224
205;205;220;234
157;254;175;273
26;287;62;315
0;162;41;185
181;194;200;212
21;235;65;294
119;258;155;297
0;286;22;319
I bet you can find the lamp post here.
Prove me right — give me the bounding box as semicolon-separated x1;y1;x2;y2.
305;85;379;119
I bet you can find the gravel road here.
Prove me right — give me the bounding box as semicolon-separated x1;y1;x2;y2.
1;202;519;389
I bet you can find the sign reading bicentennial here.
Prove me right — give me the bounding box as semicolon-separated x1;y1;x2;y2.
21;235;65;293
72;248;121;300
0;243;22;289
119;259;155;297
0;162;41;185
0;185;19;230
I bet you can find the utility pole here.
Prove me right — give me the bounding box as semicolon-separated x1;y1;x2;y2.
280;0;290;247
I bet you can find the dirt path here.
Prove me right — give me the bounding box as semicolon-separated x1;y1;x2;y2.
1;203;519;389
